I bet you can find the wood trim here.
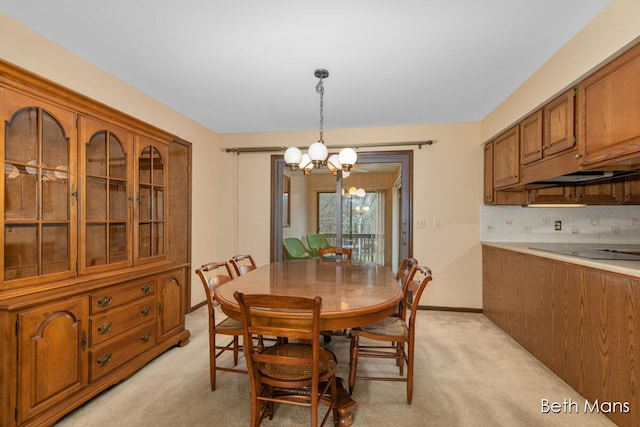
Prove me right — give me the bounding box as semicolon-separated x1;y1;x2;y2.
418;305;483;313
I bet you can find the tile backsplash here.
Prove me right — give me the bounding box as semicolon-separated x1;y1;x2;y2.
480;205;640;243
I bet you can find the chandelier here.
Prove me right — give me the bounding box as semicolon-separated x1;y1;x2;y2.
283;69;357;175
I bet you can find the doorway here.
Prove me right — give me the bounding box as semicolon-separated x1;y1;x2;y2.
270;150;413;270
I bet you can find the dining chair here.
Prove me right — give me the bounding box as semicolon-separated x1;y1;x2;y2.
319;247;352;263
234;291;339;427
348;265;433;404
195;261;246;390
230;254;257;277
392;257;419;315
395;257;419;286
306;233;332;257
283;237;313;260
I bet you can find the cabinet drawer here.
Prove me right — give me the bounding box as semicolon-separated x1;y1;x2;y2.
89;295;155;346
89;321;156;381
90;279;155;314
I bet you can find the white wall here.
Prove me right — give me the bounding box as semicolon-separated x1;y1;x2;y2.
217;123;484;309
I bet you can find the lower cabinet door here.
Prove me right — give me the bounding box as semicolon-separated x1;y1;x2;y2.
17;297;88;424
156;269;185;342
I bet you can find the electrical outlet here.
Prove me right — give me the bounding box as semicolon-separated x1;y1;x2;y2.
554;220;562;231
416;219;426;229
433;218;441;229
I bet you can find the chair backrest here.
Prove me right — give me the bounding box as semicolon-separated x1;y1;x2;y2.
230;254;257;276
234;291;332;384
400;265;433;327
319;246;352;262
283;237;311;259
395;257;419;286
306;233;331;251
195;262;234;314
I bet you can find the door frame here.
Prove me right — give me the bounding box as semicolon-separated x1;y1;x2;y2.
270;150;413;265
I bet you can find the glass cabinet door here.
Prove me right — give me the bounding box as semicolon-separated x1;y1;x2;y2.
136;136;168;263
78;117;133;273
2;88;77;285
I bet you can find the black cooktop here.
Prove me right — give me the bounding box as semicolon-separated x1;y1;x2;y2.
529;246;640;261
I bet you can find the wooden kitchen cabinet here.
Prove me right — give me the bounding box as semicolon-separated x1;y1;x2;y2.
1;59;191;426
577;42;640;168
493;125;520;188
542;89;576;158
484;141;495;203
519;110;543;165
484;140;526;205
483;245;640;427
527;180;622;205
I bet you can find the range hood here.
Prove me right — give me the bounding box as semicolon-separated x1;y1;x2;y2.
530;169;640;185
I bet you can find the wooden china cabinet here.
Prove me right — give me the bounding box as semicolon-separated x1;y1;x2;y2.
0;60;191;426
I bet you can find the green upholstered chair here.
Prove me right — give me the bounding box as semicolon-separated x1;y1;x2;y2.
306;233;331;257
283;237;312;260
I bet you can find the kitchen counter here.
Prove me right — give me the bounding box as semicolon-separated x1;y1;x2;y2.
481;241;640;279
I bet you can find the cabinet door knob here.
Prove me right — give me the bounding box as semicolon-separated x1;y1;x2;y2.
141;284;153;294
140;305;152;316
575;154;582;159
140;332;152;343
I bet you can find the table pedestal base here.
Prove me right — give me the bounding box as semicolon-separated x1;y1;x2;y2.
335;377;357;427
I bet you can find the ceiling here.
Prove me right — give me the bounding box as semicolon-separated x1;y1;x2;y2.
0;1;611;134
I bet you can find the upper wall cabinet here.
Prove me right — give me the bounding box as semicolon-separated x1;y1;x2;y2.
577;43;640;168
543;89;575;158
493;125;520;189
520;110;543;165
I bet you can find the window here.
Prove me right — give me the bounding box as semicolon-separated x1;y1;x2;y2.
317;191;384;264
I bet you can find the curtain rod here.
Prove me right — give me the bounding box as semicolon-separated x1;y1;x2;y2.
224;140;433;154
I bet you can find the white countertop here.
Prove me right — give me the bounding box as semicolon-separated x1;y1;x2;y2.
481;241;640;279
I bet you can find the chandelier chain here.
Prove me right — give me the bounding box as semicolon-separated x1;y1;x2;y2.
316;77;324;143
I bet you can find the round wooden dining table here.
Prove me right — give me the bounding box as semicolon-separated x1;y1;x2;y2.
216;258;403;331
216;258;401;426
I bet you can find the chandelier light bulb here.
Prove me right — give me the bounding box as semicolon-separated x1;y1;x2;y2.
284;147;302;169
327;154;341;173
308;141;328;166
338;147;357;171
356;188;366;197
300;153;314;175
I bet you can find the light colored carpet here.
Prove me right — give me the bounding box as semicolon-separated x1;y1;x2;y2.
55;306;616;427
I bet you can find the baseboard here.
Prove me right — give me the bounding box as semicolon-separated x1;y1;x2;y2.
189;300;207;313
418;305;483;313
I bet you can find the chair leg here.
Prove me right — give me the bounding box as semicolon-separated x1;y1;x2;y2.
348;336;358;395
210;328;216;391
233;336;239;366
398;342;405;376
407;341;414;404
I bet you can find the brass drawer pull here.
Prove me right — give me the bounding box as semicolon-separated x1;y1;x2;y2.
97;322;113;335
97;296;113;307
140;305;152;316
140;332;152;343
141;284;153;294
97;353;113;367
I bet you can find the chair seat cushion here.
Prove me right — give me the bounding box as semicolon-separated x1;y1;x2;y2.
215;316;243;332
353;316;408;338
258;344;337;381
